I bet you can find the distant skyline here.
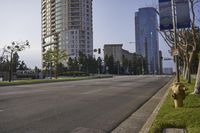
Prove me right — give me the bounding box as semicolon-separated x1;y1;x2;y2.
1;0;197;69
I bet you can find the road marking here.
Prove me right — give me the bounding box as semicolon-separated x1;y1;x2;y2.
81;89;102;95
0;110;4;112
0;89;46;96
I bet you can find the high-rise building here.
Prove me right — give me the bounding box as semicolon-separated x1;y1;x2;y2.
135;7;159;74
41;0;93;66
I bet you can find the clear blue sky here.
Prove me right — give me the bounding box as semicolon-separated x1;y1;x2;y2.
0;0;185;69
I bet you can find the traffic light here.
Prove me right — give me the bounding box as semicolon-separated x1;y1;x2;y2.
98;48;101;54
94;49;97;52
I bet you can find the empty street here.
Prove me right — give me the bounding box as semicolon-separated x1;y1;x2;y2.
0;76;171;133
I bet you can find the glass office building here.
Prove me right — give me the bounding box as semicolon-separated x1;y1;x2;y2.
135;7;159;74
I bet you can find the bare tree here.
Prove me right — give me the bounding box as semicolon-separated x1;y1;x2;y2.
4;41;30;82
158;0;199;85
190;0;200;94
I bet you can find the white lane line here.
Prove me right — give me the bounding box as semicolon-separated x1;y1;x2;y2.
0;110;4;112
81;89;102;95
0;89;46;96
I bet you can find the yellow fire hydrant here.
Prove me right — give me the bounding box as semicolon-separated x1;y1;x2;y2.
171;82;187;108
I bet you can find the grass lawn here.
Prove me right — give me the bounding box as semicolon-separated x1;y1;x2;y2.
150;78;200;133
0;75;113;86
0;77;91;86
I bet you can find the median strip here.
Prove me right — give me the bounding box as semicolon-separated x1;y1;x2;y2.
0;75;113;87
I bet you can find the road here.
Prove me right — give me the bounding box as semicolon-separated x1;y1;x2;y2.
0;75;171;133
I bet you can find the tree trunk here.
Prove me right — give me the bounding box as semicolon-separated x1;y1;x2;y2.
187;52;191;83
184;55;189;81
184;66;188;80
188;52;195;83
187;63;191;83
193;59;200;94
183;59;187;79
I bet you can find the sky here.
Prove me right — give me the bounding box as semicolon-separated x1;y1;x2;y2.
0;0;178;69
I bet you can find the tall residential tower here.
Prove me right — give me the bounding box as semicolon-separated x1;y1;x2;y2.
41;0;93;65
135;7;160;74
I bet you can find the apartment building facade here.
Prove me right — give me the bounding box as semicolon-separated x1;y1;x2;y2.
41;0;93;66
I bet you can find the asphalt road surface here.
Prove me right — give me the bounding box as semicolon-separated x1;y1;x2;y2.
0;75;171;133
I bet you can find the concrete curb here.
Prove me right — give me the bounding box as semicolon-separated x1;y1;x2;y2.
111;77;174;133
139;78;174;133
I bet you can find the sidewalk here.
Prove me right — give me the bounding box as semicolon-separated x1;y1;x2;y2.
111;78;174;133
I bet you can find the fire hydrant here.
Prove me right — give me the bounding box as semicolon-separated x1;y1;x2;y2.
171;82;187;108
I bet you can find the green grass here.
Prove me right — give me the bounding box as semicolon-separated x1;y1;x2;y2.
0;77;91;86
0;75;113;86
150;78;200;133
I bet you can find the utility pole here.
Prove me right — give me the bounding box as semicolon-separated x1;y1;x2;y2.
144;37;148;74
172;0;180;82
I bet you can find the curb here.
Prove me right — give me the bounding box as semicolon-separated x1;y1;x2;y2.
111;77;174;133
139;78;174;133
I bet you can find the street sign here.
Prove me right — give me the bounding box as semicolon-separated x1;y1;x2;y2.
172;48;179;56
164;58;173;60
159;0;190;30
159;0;173;30
176;0;190;29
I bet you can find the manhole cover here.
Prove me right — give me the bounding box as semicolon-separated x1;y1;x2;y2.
163;128;187;133
70;127;107;133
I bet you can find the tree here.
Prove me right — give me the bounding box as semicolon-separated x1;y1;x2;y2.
43;48;67;79
12;52;20;72
4;41;30;82
190;0;200;94
193;30;200;94
18;61;29;70
67;57;74;71
132;53;143;75
104;55;114;74
87;55;98;74
122;55;129;74
193;53;200;94
73;57;79;71
158;0;200;84
97;57;102;74
104;55;112;74
78;52;88;72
